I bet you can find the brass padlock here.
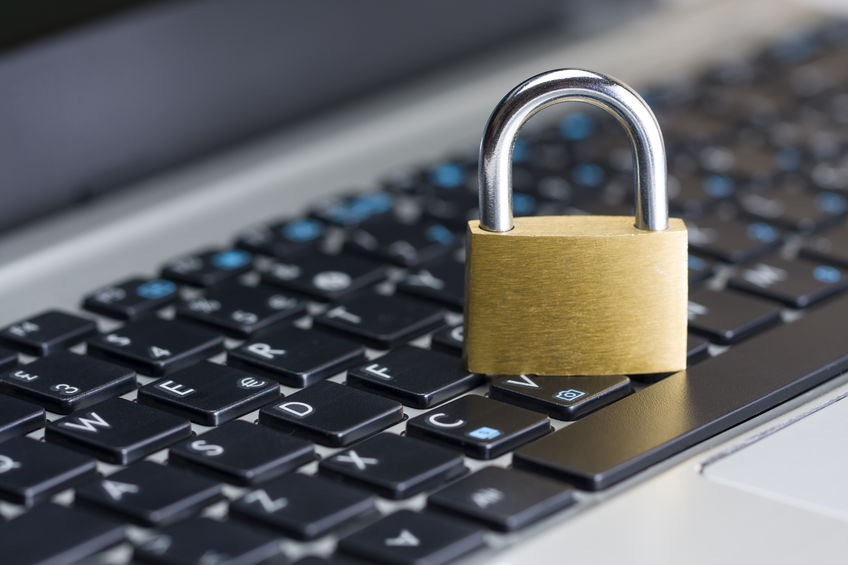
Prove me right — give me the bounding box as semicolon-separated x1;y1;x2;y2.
464;69;687;376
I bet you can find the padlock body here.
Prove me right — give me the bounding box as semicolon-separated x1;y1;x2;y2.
464;216;688;376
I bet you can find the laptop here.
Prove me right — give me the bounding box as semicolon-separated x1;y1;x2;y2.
1;0;847;563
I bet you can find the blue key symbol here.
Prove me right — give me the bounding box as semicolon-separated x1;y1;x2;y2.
211;249;252;270
702;175;734;198
467;426;501;440
747;222;778;243
513;193;537;215
813;265;841;284
512;139;530;163
429;163;466;189
572;163;605;187
554;389;586;402
425;225;454;245
136;279;176;299
688;255;706;271
559;112;595;141
283;219;324;242
815;192;847;215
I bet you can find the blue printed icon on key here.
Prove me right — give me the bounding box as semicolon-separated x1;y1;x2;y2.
747;222;779;243
554;389;586;402
813;265;842;284
429;163;466;189
467;426;501;440
426;224;454;245
136;279;177;299
211;249;252;270
815;192;847;215
282;219;325;242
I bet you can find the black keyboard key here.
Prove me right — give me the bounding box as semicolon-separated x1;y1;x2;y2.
313;293;445;349
0;396;44;443
688;254;716;286
738;187;847;233
138;361;278;425
259;380;403;447
347;346;483;408
513;293;848;490
313;191;395;227
134;516;283;565
687;216;783;264
262;251;387;301
345;219;458;267
83;277;179;320
161;247;254;287
687;288;783;344
87;318;224;376
0;503;124;565
339;509;484;565
320;433;466;499
228;326;365;388
729;257;848;308
0;310;97;356
294;557;364;565
406;395;551;459
0;352;136;414
75;460;222;526
236;217;327;258
169;420;314;485
176;284;305;338
801;222;848;266
46;398;191;464
489;374;631;421
0;346;17;371
430;324;463;355
0;436;97;505
396;255;465;310
231;473;376;540
428;466;575;532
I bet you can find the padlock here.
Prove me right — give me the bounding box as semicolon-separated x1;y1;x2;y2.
464;69;687;376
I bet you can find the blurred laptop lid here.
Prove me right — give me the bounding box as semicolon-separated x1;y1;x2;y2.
0;0;648;233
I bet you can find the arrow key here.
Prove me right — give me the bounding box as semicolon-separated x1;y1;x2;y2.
75;460;222;526
339;509;484;565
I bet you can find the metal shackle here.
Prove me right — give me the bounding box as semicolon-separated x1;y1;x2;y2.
478;68;668;232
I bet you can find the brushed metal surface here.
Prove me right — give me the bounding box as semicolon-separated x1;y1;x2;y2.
464;216;687;376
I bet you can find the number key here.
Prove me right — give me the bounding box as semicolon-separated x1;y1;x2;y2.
83;277;179;320
0;310;97;356
87;318;224;376
176;284;305;338
162;248;253;287
0;352;136;414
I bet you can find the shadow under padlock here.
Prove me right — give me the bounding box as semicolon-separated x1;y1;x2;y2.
463;68;688;377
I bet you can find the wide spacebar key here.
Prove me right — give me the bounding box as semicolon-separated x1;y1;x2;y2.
513;295;848;491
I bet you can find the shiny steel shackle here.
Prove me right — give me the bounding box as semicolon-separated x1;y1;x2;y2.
478;68;668;232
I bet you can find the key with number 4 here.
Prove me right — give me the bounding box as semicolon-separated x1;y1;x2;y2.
87;318;224;376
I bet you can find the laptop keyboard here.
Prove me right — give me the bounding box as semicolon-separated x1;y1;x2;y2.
2;19;848;565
